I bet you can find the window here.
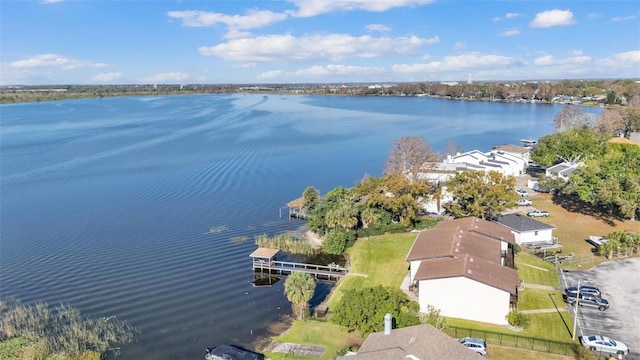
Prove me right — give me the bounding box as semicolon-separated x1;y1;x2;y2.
534;231;539;235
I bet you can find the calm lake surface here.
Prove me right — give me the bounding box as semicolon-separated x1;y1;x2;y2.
1;94;572;359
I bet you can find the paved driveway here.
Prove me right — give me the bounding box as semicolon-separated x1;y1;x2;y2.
559;257;640;356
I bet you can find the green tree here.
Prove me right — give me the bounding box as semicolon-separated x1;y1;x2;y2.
323;229;356;255
420;305;448;331
284;271;316;320
325;201;359;230
302;186;321;213
531;128;607;166
384;136;439;182
367;173;430;226
445;170;517;219
331;285;420;333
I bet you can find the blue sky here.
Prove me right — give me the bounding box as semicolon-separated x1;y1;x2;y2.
1;0;639;85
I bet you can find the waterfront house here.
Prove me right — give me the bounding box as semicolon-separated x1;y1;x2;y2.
545;162;582;181
496;213;556;246
336;316;481;360
405;217;519;325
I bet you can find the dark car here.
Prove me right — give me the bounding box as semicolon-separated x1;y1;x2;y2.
565;285;601;298
564;292;609;311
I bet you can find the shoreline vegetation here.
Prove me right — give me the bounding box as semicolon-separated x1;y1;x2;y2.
2;79;638;106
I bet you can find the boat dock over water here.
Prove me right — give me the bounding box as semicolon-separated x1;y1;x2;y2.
250;247;347;280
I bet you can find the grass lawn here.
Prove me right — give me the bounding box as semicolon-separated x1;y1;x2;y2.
327;232;416;309
447;310;574;343
264;320;362;360
518;288;566;311
488;345;574;360
516;252;561;287
530;193;640;264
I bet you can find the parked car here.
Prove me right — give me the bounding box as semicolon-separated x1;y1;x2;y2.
564;292;609;311
586;236;608;248
459;337;487;356
516;188;529;197
580;335;629;355
527;209;549;217
565;285;601;298
517;198;532;206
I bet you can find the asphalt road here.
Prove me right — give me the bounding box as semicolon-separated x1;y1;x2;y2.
559;257;640;358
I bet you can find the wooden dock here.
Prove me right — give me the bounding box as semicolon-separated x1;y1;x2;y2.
250;247;346;280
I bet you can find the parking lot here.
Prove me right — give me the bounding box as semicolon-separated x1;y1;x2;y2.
559;257;640;358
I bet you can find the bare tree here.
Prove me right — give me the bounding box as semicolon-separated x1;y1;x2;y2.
553;105;595;132
384;136;439;182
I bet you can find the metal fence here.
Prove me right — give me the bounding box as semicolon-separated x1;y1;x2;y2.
444;326;640;359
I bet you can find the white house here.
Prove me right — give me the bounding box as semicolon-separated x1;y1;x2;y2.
496;213;556;245
405;217;519;325
545;162;582;181
442;147;527;177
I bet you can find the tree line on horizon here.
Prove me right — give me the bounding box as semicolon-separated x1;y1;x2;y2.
1;78;638;105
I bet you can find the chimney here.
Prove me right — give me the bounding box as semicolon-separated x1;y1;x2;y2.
384;313;392;335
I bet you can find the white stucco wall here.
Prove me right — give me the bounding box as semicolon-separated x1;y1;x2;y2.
409;260;423;282
418;276;511;325
512;228;553;244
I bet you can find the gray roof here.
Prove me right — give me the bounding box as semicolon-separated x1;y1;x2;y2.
336;323;481;360
497;213;555;232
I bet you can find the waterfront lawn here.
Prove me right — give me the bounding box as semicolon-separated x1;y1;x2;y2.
447;311;574;342
327;232;416;309
265;320;362;360
515;252;561;287
518;288;566;311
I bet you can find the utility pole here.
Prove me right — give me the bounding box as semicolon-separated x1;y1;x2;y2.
572;279;580;340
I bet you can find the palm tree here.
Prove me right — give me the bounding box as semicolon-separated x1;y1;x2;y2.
284;271;316;320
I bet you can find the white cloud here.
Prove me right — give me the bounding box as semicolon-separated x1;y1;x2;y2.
570;49;583;56
587;13;601;20
167;9;288;30
365;24;392;33
142;72;191;83
453;42;466;50
40;0;63;4
256;64;385;80
611;15;637;22
493;12;523;21
534;55;591;66
498;29;520;37
294;64;384;76
224;30;253;39
287;0;435;18
256;70;287;80
91;72;124;83
199;33;439;62
530;9;576;28
598;50;640;66
9;54;108;70
391;53;521;73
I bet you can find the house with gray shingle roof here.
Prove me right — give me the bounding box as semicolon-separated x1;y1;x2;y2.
337;321;482;360
545;161;582;181
405;217;519;325
496;213;555;245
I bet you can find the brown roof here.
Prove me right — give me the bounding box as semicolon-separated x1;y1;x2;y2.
405;217;519;295
414;254;520;295
406;217;514;262
494;144;530;153
336;323;482;360
249;247;280;259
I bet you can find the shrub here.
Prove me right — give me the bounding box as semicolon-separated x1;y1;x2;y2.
505;310;529;328
323;229;355;255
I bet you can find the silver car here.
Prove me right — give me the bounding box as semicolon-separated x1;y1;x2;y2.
580;335;629;355
459;337;487;356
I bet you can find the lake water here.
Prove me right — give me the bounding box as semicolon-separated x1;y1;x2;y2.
1;94;576;359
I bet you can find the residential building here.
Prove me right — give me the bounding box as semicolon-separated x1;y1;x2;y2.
337;315;481;360
545;162;582;181
405;218;520;325
496;213;556;245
